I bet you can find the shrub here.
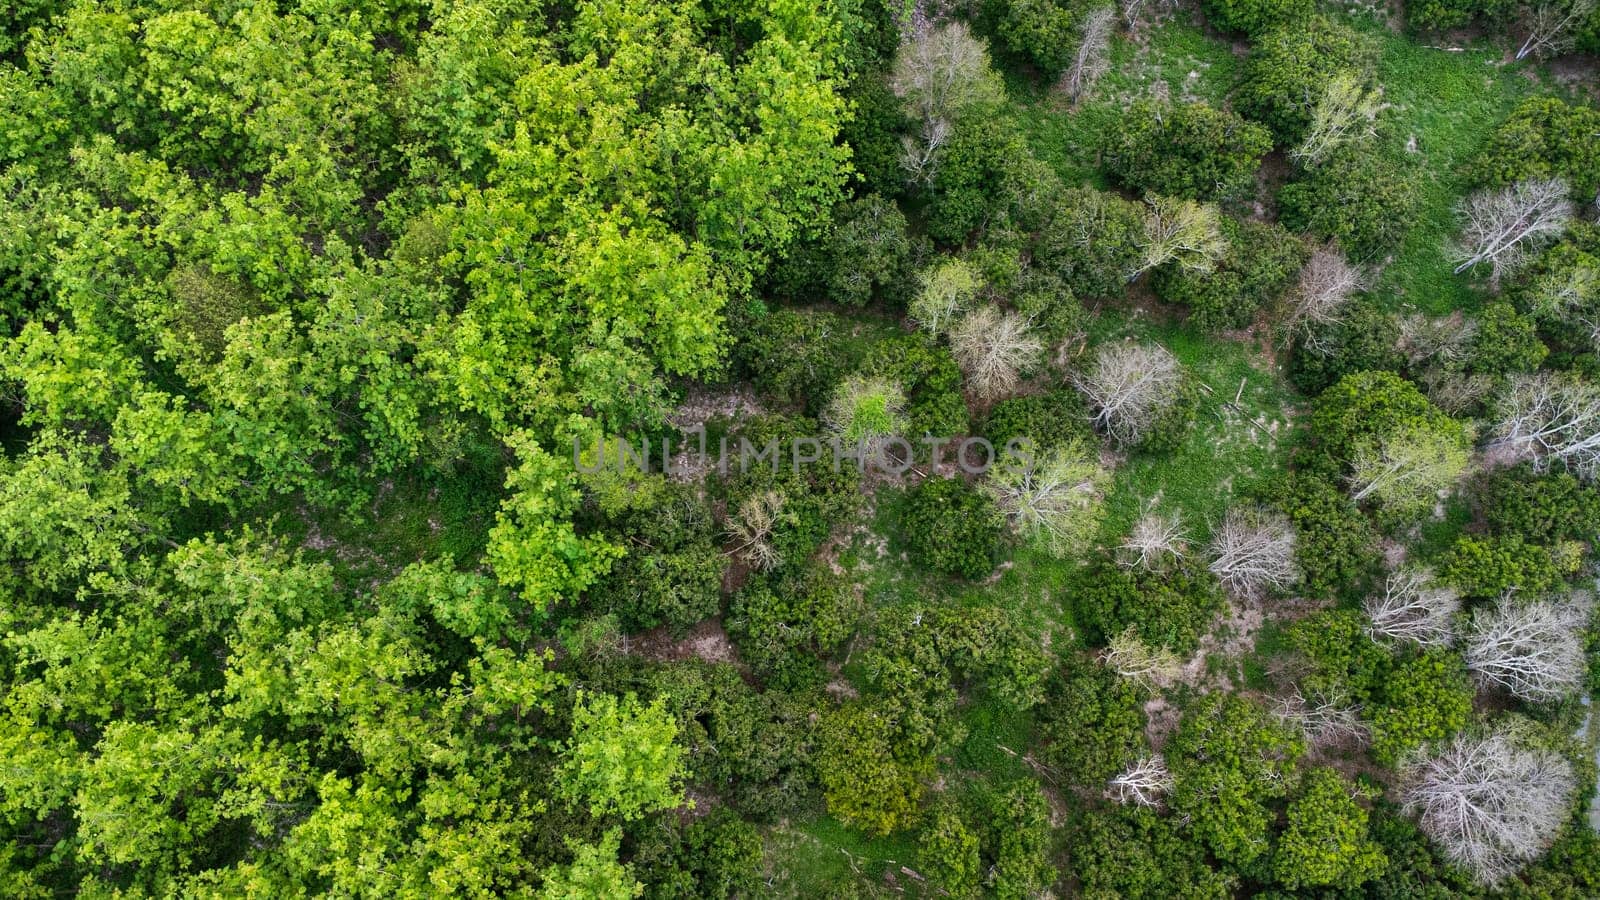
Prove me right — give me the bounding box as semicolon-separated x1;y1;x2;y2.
632;811;763;899
1436;534;1571;598
1480;464;1600;545
732;308;849;413
1469;96;1600;202
1273;768;1388;890
1167;695;1304;867
1102;100;1272;201
1289;298;1403;394
1011;268;1088;348
1369;649;1474;766
901;476;1004;579
1261;472;1381;600
910;257;984;335
1033;187;1146;301
824;374;906;450
1152;217;1307;331
1309;370;1461;464
1287;609;1393;704
589;541;725;635
1037;654;1147;786
860;333;971;441
823;195;916;307
922;116;1061;246
728;563;864;689
1073;807;1232;898
981;780;1059;899
1467;301;1548;377
1200;0;1314;35
992;0;1090;74
983;389;1095;454
1236;19;1373;144
917;801;982;897
1514;221;1600;353
839;72;911;198
1071;560;1226;653
817;702;932;835
1280;145;1421;260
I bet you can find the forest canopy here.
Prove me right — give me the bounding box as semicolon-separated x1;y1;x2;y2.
3;0;1600;897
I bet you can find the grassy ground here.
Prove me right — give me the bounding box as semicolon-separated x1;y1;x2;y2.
1087;310;1298;543
1361;24;1541;315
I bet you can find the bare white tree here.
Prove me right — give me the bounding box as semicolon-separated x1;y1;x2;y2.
1109;755;1173;807
1072;341;1185;448
1285;246;1366;351
950;306;1044;402
986;441;1108;556
728;491;786;572
1402;729;1575;885
1398;313;1478;370
1118;510;1189;570
1292;72;1383;167
1492;372;1600;480
1463;599;1587;702
1365;568;1461;649
1131;194;1228;278
1105;627;1184;690
1061;7;1116;103
891;21;1006;183
1452;178;1574;284
1208;504;1300;597
1272;688;1368;745
1516;0;1596;59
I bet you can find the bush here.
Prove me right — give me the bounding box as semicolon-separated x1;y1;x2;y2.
1102;100;1272;202
1073;807;1231;898
1152;217;1307;331
649;662;819;820
1287;609;1393;705
1012;268;1088;349
1200;0;1314;35
861;333;970;441
992;0;1090;74
1309;370;1461;464
1273;768;1388;890
1071;560;1226;653
1236;19;1373;144
1368;649;1473;766
1033;188;1146;301
981;780;1058;898
584;474;726;635
1514;222;1600;353
727;563;864;689
632;811;763;899
732;308;849;413
824;195;917;308
917;801;982;897
1480;464;1600;545
1037;654;1147;786
817;702;932;835
1469;96;1600;202
1467;301;1548;377
1279;145;1421;260
983;389;1095;455
922;116;1061;246
901;476;1004;579
1167;695;1304;867
1289;298;1403;394
1261;472;1382;600
1436;534;1571;598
